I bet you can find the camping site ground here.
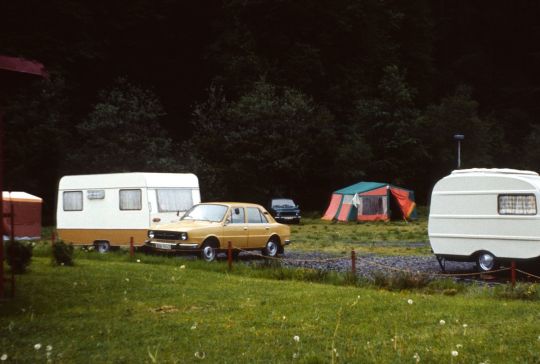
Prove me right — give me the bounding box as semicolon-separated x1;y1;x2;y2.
1;215;540;363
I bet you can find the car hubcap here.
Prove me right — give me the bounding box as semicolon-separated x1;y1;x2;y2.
478;253;495;271
97;243;108;253
203;246;215;261
267;241;278;256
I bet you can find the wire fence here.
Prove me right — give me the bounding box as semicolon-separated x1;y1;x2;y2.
133;238;540;285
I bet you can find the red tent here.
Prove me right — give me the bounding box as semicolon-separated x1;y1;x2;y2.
2;192;42;240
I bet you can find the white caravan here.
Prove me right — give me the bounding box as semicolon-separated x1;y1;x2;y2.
429;168;540;271
57;173;200;252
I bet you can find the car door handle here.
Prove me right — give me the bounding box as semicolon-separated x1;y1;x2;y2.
265;227;269;230
243;227;248;230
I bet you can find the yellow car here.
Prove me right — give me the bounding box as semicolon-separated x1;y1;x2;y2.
144;202;291;261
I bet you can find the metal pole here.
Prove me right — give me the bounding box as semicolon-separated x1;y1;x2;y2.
457;140;461;169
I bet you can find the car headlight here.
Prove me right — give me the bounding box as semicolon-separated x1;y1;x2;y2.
148;231;155;239
180;232;188;240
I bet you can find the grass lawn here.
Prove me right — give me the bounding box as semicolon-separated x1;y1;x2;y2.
1;253;540;363
289;212;429;256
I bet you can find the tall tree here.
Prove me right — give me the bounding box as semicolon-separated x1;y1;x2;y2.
187;81;337;206
69;78;179;173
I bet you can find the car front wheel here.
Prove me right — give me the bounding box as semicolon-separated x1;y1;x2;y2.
200;242;217;262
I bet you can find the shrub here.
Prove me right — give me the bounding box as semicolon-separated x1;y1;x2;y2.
494;283;539;300
52;241;74;266
371;271;431;291
5;240;33;273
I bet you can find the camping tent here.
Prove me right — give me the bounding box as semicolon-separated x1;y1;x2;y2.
322;182;417;222
2;192;42;240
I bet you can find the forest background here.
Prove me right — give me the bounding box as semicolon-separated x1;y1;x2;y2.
2;1;540;223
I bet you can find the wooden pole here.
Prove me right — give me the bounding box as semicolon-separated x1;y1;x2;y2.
351;249;356;276
130;237;134;258
228;241;233;271
511;260;516;288
0;111;4;298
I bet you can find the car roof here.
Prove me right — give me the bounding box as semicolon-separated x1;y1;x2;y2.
199;202;265;208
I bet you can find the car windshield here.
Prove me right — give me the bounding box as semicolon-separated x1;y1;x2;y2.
272;198;295;208
181;204;228;222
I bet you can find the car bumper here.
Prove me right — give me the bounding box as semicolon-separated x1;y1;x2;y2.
144;240;200;251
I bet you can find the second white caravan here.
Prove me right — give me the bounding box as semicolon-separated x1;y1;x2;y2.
429;168;540;271
57;173;200;252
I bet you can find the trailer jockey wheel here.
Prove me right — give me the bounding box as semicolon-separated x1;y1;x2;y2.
95;241;110;253
477;252;497;272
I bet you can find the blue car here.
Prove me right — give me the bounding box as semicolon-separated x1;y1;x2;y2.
268;198;301;224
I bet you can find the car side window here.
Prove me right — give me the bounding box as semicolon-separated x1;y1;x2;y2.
230;207;245;224
247;207;267;223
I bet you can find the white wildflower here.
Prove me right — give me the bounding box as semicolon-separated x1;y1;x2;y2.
125;278;130;282
194;351;206;359
456;344;463;349
439;320;446;325
451;350;459;357
0;354;7;361
413;352;420;363
136;259;141;263
180;265;186;269
282;315;287;320
407;299;414;305
191;323;197;330
463;324;468;328
293;335;300;343
293;352;299;359
34;343;42;350
46;345;53;351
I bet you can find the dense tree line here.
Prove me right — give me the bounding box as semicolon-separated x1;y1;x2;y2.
2;1;540;222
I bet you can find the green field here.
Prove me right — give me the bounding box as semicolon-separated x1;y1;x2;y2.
2;215;540;363
289;212;429;256
1;253;540;363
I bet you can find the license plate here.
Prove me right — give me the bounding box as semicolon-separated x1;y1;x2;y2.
282;216;295;219
155;242;172;250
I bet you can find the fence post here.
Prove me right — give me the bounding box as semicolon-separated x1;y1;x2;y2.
511;260;516;288
130;237;134;259
228;241;233;271
351;249;356;276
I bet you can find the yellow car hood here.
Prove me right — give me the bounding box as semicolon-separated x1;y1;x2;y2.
153;220;221;232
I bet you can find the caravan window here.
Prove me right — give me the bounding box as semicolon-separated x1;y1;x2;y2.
498;194;537;215
63;191;83;211
156;189;193;212
119;189;142;210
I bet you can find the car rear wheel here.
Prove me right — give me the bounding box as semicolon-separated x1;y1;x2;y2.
477;251;497;272
95;241;110;253
262;238;280;257
200;241;217;262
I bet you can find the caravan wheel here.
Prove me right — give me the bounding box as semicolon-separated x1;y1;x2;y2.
477;252;497;272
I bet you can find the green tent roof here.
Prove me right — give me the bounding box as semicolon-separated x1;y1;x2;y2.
334;181;388;195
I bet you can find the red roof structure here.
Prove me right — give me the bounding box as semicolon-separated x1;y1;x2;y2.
0;55;48;78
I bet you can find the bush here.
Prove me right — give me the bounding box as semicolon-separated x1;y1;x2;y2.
52;241;74;266
494;283;539;300
371;271;431;291
5;240;33;273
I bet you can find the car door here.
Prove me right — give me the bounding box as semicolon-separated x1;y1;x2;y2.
246;207;271;248
221;207;248;248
